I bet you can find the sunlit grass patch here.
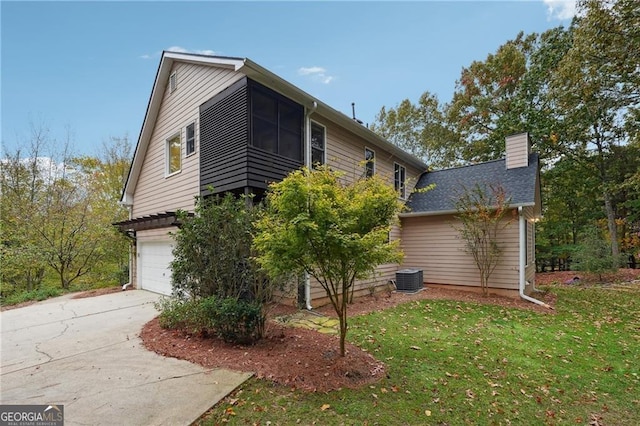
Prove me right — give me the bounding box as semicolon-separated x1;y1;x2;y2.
198;285;640;425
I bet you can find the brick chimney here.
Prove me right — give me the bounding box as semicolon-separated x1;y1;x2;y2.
505;133;530;169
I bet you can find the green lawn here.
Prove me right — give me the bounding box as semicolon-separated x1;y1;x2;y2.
200;285;640;425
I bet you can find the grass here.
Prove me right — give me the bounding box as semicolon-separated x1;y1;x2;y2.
199;285;640;425
1;269;123;307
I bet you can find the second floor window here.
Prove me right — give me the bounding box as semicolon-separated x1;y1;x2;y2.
166;133;181;175
365;148;375;178
311;122;325;168
394;163;406;198
186;123;196;156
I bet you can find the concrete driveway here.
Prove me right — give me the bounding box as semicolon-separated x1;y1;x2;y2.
0;290;251;425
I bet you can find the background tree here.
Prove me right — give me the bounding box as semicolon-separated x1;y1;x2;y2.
453;183;512;296
370;92;459;168
447;33;534;163
254;167;404;356
536;158;601;266
550;0;639;259
73;136;132;284
31;141;107;289
371;27;573;167
1;125;132;301
0;127;49;293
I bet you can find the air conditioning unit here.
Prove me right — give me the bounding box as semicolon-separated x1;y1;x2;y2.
395;269;423;293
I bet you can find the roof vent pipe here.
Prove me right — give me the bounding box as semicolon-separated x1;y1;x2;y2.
351;102;364;125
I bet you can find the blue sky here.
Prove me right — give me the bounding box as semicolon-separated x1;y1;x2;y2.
1;1;576;156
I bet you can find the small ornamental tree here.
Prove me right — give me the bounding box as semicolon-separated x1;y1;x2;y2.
253;167;404;356
453;183;512;296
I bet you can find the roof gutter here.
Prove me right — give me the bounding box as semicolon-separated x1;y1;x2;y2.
399;202;536;218
518;206;552;309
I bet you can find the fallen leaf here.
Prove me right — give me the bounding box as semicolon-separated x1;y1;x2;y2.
425;410;432;416
466;389;475;399
320;404;331;411
410;345;422;350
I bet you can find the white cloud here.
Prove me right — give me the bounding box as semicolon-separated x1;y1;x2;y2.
298;66;335;84
299;66;326;75
543;0;577;21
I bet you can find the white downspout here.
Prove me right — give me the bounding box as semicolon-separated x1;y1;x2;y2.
518;207;552;309
303;101;318;310
121;202;134;291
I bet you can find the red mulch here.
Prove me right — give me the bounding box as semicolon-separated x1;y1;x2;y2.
535;268;640;286
140;283;559;393
140;318;384;393
71;286;122;299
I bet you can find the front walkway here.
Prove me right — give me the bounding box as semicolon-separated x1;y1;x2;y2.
275;311;340;334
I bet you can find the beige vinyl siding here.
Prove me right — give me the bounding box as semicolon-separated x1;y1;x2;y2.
400;212;520;291
306;120;423;303
505;133;530;169
323;120;423;190
133;63;244;217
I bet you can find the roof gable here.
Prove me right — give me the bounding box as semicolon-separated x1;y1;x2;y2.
404;153;540;215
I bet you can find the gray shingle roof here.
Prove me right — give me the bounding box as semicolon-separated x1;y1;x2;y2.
406;153;539;214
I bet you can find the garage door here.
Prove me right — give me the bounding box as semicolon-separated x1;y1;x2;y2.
138;241;174;295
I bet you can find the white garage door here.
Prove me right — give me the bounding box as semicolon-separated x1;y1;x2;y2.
138;241;174;295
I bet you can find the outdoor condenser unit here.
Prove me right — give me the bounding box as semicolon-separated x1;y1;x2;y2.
395;269;424;292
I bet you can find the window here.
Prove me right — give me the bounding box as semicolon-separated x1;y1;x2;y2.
250;84;303;161
311;122;326;168
365;148;375;178
169;72;177;93
166;133;181;175
526;220;535;266
394;163;407;198
186;123;196;156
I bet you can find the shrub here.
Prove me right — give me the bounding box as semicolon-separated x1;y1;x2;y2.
155;297;211;335
208;297;264;344
0;286;62;306
171;193;264;300
573;226;617;281
156;296;265;344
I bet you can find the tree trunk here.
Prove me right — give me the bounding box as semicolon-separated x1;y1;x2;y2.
603;190;619;260
339;285;349;356
339;310;347;357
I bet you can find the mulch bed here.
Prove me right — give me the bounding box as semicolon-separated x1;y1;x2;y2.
140;283;558;393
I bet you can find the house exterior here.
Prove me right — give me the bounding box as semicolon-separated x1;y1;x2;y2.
117;52;543;306
400;133;542;299
117;51;426;302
